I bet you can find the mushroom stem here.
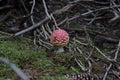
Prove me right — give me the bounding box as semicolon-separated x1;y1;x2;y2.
57;47;64;53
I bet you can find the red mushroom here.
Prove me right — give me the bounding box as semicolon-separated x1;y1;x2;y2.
51;29;69;52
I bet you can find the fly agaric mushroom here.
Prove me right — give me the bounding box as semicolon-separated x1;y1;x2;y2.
51;29;69;53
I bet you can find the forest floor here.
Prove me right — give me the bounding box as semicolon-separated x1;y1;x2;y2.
0;36;70;80
0;0;120;80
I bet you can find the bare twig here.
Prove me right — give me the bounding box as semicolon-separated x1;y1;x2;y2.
50;14;59;29
75;58;87;71
0;57;29;80
86;47;94;60
95;47;113;62
0;5;13;10
42;0;51;19
7;0;113;38
14;3;75;37
81;4;120;16
14;16;48;36
102;40;120;80
102;64;112;80
112;70;120;79
30;0;36;24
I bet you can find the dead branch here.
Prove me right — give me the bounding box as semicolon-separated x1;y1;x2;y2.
0;57;30;80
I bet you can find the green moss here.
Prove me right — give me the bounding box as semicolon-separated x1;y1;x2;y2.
0;33;115;79
0;37;74;79
0;78;11;80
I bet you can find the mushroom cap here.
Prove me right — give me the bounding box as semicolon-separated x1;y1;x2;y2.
51;29;69;47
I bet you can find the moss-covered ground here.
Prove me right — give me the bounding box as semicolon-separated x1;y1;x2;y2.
0;36;77;80
0;32;119;80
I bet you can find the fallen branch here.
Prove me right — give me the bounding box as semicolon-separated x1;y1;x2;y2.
13;3;74;37
63;28;119;43
0;57;29;80
102;40;120;80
